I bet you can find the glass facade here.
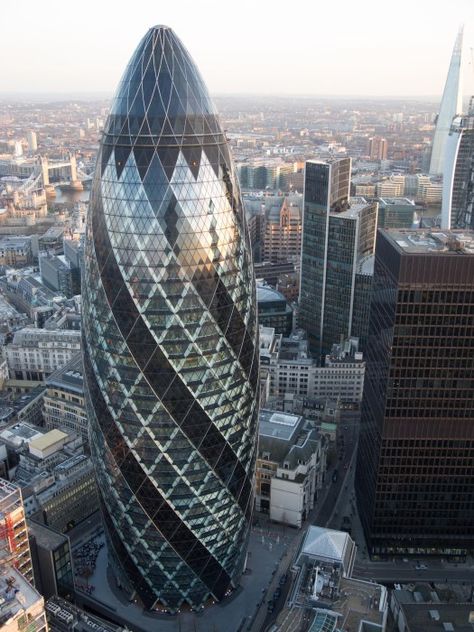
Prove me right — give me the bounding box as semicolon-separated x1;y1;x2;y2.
442;102;474;231
82;26;259;612
300;159;376;360
356;230;474;556
429;27;464;176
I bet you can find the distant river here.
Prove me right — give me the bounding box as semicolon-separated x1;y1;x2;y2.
52;187;90;205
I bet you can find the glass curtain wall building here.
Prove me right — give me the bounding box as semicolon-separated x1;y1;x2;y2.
299;159;377;360
356;229;474;556
82;26;259;612
442;97;474;230
429;26;464;176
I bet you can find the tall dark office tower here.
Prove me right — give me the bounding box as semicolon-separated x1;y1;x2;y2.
82;26;259;612
299;158;377;360
442;97;474;230
356;229;474;556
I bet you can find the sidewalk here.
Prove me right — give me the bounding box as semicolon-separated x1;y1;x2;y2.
247;463;344;632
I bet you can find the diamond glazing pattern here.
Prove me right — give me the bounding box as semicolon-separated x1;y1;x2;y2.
82;25;259;613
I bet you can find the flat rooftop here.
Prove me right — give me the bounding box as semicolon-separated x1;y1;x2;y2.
379;197;415;206
0;422;44;446
259;409;302;441
0;478;21;503
0;295;24;319
28;519;69;551
0;566;43;626
46;352;84;394
334;577;385;631
336;200;373;219
29;428;67;452
384;229;474;255
397;602;474;632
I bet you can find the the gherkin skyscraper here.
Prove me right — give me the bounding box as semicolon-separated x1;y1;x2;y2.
82;26;259;613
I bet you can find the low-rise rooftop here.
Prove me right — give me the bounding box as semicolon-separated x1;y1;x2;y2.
0;422;44;447
259;409;302;441
29;429;68;454
0;566;44;628
46;352;83;394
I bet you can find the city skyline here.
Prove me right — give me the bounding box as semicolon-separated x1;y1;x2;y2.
2;0;474;97
1;5;474;629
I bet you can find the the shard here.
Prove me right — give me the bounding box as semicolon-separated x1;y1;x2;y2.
429;26;464;175
82;25;259;613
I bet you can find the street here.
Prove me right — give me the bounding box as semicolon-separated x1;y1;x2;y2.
255;409;360;632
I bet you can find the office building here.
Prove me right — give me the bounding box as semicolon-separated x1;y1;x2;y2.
39;255;74;298
38;228;64;256
4;425;98;533
0;236;34;267
263;198;301;263
46;596;125;632
0;564;47;632
352;255;374;351
82;26;259;612
28;521;74;600
256;410;325;528
43;354;87;445
375;175;405;198
404;174;431;198
254;260;296;287
300;158;377;359
354;184;376;197
368;136;388;161
62;239;82;295
430;27;464;175
29;454;98;533
260;328;365;404
1;271;58;328
282;526;387;632
417;181;442;204
0;295;28;345
377;198;416;229
390;583;474;632
442;99;474;229
26;131;38;153
4;328;81;381
257;283;293;336
0;479;33;582
356;229;474;556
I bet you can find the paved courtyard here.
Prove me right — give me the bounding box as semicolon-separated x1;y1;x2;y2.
74;526;289;632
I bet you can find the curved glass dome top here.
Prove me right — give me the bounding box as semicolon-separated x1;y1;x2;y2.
102;25;228;180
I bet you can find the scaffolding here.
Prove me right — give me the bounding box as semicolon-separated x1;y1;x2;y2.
0;479;33;582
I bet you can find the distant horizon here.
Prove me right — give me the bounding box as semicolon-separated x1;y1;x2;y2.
0;90;447;103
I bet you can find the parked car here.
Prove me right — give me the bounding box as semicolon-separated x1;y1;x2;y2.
279;574;287;586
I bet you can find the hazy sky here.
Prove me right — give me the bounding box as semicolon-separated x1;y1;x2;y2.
2;0;474;97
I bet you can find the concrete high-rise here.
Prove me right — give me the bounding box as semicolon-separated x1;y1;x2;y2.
82;26;259;613
368;136;388;161
429;26;464;176
442;97;474;229
299;159;377;360
356;229;474;556
27;131;38;152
